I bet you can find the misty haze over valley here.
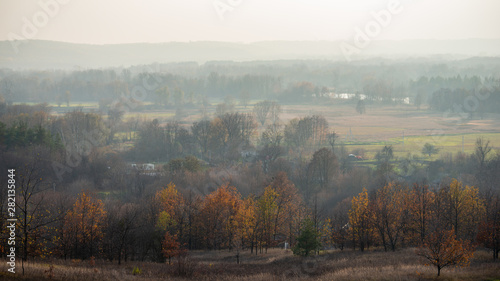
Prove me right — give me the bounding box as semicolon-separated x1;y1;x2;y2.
0;1;499;280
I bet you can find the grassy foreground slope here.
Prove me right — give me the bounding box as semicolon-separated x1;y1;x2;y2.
1;248;499;281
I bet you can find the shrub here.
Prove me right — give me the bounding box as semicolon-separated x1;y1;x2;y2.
132;266;142;275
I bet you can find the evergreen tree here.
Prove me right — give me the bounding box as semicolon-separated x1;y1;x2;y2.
293;219;321;257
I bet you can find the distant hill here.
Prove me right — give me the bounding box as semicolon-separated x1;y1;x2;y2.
1;39;500;69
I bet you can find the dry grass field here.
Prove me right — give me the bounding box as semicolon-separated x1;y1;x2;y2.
1;248;499;281
37;100;500;159
278;103;500;161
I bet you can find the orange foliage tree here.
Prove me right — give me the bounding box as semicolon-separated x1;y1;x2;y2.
407;183;435;245
417;229;474;276
63;192;107;259
235;196;257;252
371;182;409;251
155;183;185;235
162;232;183;265
199;184;241;249
268;172;303;246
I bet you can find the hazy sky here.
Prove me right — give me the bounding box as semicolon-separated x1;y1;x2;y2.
1;0;499;44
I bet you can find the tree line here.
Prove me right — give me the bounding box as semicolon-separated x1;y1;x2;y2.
1;152;499;275
2;60;499;110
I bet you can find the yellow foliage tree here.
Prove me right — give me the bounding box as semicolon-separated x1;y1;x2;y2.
235;196;257;250
155;183;184;234
444;179;486;240
349;188;373;251
63;192;107;259
256;185;278;252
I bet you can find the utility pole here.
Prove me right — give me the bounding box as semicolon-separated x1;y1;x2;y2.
402;131;405;151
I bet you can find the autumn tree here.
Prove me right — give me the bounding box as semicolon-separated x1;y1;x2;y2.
349;188;373;251
199;184;241;250
417;229;474;276
268;172;303;245
162;232;182;265
155;183;184;227
235;196;257;253
407;183;435;245
371;182;409;251
256;185;278;253
63;192;107;259
477;193;500;260
441;179;485;241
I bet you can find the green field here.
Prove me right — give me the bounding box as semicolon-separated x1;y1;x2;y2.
15;100;500;160
341;132;500;161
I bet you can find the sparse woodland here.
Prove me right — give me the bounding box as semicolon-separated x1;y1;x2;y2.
0;62;500;280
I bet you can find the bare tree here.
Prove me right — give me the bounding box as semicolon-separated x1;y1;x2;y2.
474;137;491;171
327;131;338;153
253;101;272;126
191;120;211;160
15;151;58;274
268;101;282;125
105;201;141;264
308;148;338;191
356;100;366;114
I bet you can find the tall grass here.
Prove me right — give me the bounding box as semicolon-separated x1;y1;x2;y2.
1;248;498;280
